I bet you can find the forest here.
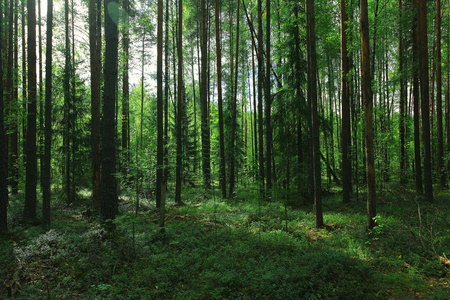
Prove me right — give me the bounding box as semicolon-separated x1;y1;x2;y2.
0;0;450;298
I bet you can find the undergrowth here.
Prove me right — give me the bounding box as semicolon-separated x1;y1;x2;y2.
1;184;449;299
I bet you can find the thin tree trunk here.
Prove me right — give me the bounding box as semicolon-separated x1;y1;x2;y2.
341;0;351;203
0;1;8;233
201;0;211;190
265;0;272;192
42;0;53;227
175;0;183;205
229;0;240;196
24;0;37;220
89;0;101;212
418;0;433;202
361;0;376;230
122;0;130;164
215;0;226;198
306;0;323;228
412;0;423;194
64;0;71;204
157;0;164;217
436;0;444;187
100;0;119;221
399;0;407;184
257;0;264;194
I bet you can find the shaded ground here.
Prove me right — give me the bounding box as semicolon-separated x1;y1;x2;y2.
1;184;449;299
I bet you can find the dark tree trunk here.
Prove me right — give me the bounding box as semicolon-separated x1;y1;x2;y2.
100;0;119;221
24;0;37;220
164;0;169;185
122;0;129;163
157;0;164;221
399;0;407;184
89;0;101;212
412;0;423;193
175;0;183;205
306;0;323;228
361;0;376;230
42;0;53;227
257;0;264;194
0;2;8;233
341;0;352;203
229;0;240;196
64;0;72;204
436;0;444;187
215;0;226;198
201;0;211;190
265;0;272;192
418;0;433;202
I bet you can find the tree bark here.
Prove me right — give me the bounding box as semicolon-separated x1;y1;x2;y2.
341;0;352;203
257;0;264;194
360;0;376;230
100;0;119;221
215;0;226;198
399;0;407;184
24;0;37;220
201;0;211;190
157;0;164;217
418;0;433;202
122;0;130;163
175;0;183;205
306;0;323;228
412;0;423;193
436;0;444;187
42;0;53;227
0;2;8;233
89;0;101;212
265;0;272;192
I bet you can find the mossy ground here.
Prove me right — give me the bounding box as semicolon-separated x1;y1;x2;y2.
1;183;449;299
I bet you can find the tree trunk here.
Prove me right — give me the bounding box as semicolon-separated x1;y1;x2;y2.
399;0;407;184
418;0;433;202
265;0;272;193
412;0;423;193
24;0;37;220
201;0;211;190
157;0;164;217
215;0;226;198
89;0;101;212
257;0;264;194
100;0;119;221
42;0;53;227
360;0;376;230
229;0;240;196
436;0;444;187
175;0;183;205
0;2;8;233
306;0;323;228
122;0;129;163
341;0;351;203
64;0;71;204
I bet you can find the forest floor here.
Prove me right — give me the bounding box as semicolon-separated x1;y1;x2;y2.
1;183;449;299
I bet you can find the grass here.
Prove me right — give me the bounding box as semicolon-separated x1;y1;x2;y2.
1;183;449;299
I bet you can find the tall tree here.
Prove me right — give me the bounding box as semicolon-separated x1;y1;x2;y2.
0;1;8;233
257;0;264;194
360;0;376;229
42;0;53;227
265;0;272;192
100;0;119;221
229;0;240;196
418;0;433;202
175;0;183;205
215;0;226;198
89;0;102;212
122;0;130;163
399;0;407;184
200;0;211;190
64;0;72;204
24;0;37;220
436;0;444;187
306;0;323;228
341;0;352;203
7;0;18;194
156;0;164;211
412;0;422;193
